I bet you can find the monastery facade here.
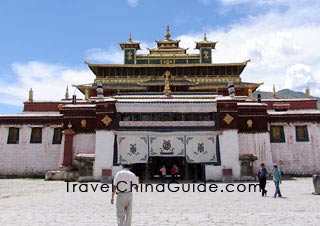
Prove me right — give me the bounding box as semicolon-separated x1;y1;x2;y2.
0;27;319;181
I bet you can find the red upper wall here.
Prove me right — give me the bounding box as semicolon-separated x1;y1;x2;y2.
261;99;318;110
23;100;90;112
24;102;61;112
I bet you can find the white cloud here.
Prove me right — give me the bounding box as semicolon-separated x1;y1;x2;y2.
84;4;320;97
0;61;94;106
3;0;319;109
85;41;153;64
173;3;320;96
85;48;123;64
128;0;139;7
284;64;319;94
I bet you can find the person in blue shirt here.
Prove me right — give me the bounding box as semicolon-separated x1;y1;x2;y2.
257;163;268;196
272;163;282;198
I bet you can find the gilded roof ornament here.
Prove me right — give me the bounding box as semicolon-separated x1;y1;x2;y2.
306;87;311;98
65;86;69;99
272;84;277;98
165;25;171;41
129;32;133;42
248;88;253;100
29;88;33;102
85;88;90;100
204;33;207;42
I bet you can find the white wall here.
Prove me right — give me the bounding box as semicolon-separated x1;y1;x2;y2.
72;133;96;168
93;130;115;180
73;133;96;156
0;125;61;175
205;130;241;181
269;123;320;175
238;132;273;173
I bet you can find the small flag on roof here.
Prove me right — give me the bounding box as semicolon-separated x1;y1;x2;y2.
228;80;235;97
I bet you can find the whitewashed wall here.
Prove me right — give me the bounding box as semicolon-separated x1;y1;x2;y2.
238;132;273;174
205;130;241;181
0;125;61;175
93;130;115;180
72;133;96;168
269;123;320;175
73;133;96;156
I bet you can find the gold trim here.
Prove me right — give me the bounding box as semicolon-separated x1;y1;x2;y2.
81;119;87;128
223;114;234;125
85;61;249;68
101;115;112;126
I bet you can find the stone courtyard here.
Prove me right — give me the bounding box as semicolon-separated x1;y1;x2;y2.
0;178;319;226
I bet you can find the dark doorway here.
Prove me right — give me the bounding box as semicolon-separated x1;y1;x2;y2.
131;163;146;181
150;157;185;180
189;164;205;182
131;159;205;182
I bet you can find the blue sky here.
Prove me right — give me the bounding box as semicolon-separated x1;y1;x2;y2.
0;0;319;113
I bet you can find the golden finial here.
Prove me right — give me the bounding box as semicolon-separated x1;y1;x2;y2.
65;86;69;99
306;87;311;98
204;33;207;41
248;88;253;100
28;88;33;102
272;84;277;98
165;25;171;41
129;32;133;42
85;88;90;100
163;71;171;95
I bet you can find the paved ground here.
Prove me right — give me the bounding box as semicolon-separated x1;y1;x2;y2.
0;178;319;226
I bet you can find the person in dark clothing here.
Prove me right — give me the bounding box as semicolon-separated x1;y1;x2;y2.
257;163;268;196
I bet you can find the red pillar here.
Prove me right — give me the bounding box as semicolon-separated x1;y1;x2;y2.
62;129;75;167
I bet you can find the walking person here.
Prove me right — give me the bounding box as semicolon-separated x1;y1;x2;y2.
160;165;167;183
111;164;139;226
272;163;282;198
257;163;268;196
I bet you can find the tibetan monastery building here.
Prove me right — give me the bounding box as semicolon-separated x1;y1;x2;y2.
1;27;320;181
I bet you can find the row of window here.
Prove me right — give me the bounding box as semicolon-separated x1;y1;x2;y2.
6;125;309;144
7;127;62;144
118;113;215;122
270;125;309;143
97;66;241;77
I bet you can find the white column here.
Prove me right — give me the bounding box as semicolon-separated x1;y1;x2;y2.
205;130;241;180
93;130;115;180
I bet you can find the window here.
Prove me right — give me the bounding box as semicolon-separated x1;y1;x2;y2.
270;126;285;143
141;114;150;121
172;113;182;121
30;127;42;143
296;126;309;142
185;113;193;121
203;113;213;121
52;128;62;144
161;113;171;121
7;127;19;144
131;114;140;121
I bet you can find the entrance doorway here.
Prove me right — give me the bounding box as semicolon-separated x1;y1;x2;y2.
151;157;185;180
130;158;206;182
131;163;146;181
189;163;205;182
